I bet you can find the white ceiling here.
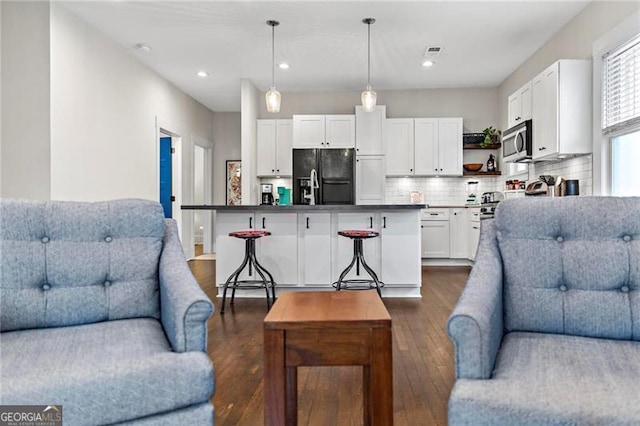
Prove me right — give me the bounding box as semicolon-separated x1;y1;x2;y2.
60;1;590;112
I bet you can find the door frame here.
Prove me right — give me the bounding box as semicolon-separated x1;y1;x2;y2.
155;116;185;252
193;135;214;253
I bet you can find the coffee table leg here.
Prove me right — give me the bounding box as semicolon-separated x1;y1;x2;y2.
367;327;393;425
286;367;298;425
264;329;286;426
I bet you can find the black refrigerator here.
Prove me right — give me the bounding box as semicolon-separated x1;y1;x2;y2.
293;148;355;205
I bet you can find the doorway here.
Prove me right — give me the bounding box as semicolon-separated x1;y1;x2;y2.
193;137;213;258
159;135;173;218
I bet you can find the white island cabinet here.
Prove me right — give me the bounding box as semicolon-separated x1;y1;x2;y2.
184;204;425;298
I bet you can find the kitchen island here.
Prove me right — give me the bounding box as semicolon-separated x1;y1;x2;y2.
182;204;426;297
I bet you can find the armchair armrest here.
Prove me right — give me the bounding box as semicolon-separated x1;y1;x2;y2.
159;219;214;353
447;219;504;379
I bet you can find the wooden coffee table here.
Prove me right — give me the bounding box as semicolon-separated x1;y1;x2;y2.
263;291;393;426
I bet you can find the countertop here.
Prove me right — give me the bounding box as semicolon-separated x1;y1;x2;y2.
427;205;483;209
182;204;427;211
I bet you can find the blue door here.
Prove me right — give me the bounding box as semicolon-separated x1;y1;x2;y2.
159;137;172;218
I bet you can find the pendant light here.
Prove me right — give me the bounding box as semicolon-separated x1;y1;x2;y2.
265;20;281;113
361;17;377;112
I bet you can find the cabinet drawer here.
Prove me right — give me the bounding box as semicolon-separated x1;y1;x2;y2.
422;209;450;221
469;209;481;223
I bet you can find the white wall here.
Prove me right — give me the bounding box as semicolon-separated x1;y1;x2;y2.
240;79;259;205
1;1;51;200
259;88;498;133
50;3;214;202
212;112;241;205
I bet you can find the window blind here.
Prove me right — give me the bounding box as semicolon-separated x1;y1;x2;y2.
602;34;640;133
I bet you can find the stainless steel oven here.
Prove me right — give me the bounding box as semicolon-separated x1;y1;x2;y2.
503;119;533;163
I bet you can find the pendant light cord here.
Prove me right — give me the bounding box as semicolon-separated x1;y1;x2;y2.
367;21;371;87
271;23;275;87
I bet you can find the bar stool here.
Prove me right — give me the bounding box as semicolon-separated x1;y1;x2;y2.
221;230;276;314
332;230;384;297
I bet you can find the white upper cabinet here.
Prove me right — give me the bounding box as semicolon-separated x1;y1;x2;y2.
386;118;415;175
355;105;386;155
507;81;532;129
437;118;463;175
531;60;591;160
257;119;293;176
356;155;386;204
415;118;462;176
293;115;355;149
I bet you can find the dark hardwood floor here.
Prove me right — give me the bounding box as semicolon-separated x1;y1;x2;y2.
188;260;469;426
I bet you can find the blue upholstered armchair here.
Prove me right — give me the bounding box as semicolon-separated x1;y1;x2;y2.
448;197;640;425
0;199;215;425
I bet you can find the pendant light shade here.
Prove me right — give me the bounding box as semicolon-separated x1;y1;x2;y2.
266;20;281;113
361;18;377;112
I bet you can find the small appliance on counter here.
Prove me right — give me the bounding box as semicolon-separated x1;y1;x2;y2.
277;186;291;205
555;177;580;196
525;181;548;196
466;181;480;205
480;191;504;219
261;183;274;205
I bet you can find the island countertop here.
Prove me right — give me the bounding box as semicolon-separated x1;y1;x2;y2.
182;204;427;211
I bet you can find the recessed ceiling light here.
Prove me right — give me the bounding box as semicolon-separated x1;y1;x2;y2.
422;60;435;68
134;43;151;52
278;63;290;70
196;71;209;78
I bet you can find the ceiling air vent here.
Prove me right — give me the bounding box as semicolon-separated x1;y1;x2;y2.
423;46;442;57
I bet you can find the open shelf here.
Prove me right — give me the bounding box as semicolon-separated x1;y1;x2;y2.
463;143;502;150
463;171;502;177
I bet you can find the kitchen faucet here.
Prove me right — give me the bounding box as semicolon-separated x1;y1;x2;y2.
304;168;319;205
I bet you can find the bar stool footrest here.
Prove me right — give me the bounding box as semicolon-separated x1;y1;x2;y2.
332;279;385;290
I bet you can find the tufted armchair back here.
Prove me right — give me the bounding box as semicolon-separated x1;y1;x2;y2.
0;199;166;332
495;197;640;340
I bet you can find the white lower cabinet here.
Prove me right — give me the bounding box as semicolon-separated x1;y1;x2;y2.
468;208;481;261
449;209;468;259
421;221;451;258
381;212;421;285
215;209;422;296
215;213;256;283
255;213;298;285
336;212;380;282
301;212;332;286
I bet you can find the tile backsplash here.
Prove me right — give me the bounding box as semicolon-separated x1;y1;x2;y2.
529;155;592;195
385;177;499;205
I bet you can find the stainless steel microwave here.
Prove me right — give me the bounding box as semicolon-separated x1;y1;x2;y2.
503;119;533;163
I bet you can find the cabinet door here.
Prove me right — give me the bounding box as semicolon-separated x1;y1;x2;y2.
507;92;521;129
215;213;255;286
449;208;468;259
293;115;325;148
532;63;559;159
381;212;421;286
438;118;463;176
336;213;380;282
356;156;385;204
325;115;355;148
257;120;276;176
414;118;438;175
355;105;386;155
386;118;414;176
301;213;332;286
255;213;298;285
275;119;293;176
421;220;450;258
520;82;532;122
468;220;481;261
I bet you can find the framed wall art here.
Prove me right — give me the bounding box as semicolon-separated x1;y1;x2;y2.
226;160;242;205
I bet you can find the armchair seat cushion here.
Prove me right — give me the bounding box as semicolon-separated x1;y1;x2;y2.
450;331;640;425
1;318;215;426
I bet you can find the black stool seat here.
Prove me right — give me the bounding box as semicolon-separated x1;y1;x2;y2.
221;230;276;314
333;229;384;297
